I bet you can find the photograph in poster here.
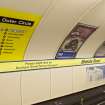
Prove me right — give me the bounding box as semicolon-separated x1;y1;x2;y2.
56;23;97;59
95;41;105;58
86;65;105;82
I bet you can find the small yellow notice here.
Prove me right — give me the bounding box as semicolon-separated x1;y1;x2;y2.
0;8;42;61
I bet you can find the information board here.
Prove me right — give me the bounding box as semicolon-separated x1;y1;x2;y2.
0;8;42;61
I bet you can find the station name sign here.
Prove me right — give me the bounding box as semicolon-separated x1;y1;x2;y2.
0;58;105;73
0;16;34;26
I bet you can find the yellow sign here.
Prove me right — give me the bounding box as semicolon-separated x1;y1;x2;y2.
0;8;42;61
0;58;105;73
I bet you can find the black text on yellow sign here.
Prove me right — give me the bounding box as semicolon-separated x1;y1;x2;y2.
0;58;105;73
0;8;42;61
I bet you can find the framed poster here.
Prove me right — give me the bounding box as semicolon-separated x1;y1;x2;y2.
95;41;105;58
56;23;97;59
86;65;105;82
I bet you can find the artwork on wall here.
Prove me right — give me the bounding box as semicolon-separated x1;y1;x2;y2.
56;23;97;59
86;65;105;82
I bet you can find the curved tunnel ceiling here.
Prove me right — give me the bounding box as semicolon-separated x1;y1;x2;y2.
0;0;104;61
57;0;105;59
25;0;102;60
76;0;105;58
0;0;54;15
